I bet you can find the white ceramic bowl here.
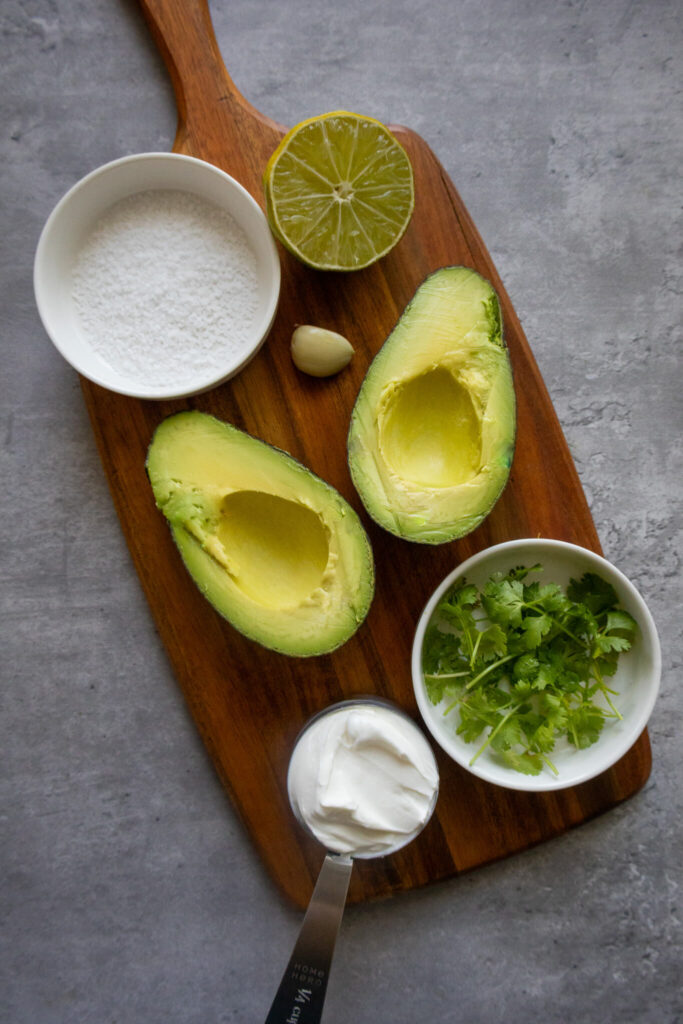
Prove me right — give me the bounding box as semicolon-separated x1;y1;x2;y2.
33;152;281;400
412;539;661;792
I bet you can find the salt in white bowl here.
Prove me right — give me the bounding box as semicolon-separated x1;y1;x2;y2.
33;152;281;400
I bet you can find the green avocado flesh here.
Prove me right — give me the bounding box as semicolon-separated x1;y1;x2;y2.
146;411;374;656
347;266;516;544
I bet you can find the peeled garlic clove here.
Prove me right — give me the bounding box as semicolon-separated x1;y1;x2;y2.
291;325;354;377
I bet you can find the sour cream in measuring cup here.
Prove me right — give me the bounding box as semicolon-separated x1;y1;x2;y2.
287;699;439;858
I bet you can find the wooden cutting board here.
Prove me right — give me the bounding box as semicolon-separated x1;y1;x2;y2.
80;0;651;909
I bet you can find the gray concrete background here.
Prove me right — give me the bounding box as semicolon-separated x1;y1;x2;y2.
2;0;681;1021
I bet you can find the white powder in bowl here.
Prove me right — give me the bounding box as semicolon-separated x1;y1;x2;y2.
71;189;261;388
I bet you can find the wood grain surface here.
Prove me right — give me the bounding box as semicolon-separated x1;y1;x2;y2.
79;0;651;908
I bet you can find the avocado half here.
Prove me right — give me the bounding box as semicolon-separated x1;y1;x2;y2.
347;267;516;544
146;411;374;657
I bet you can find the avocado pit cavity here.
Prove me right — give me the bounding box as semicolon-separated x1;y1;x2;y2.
379;367;482;488
216;491;330;609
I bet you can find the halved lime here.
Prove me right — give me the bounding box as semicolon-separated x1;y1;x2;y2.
263;111;414;272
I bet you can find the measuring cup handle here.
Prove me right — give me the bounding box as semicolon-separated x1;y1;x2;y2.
264;853;354;1023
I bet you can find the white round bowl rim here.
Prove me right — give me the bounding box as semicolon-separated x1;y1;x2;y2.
411;538;661;792
33;152;281;400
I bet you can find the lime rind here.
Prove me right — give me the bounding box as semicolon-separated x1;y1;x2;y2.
263;111;415;272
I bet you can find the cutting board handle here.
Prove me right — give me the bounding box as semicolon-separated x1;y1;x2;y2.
137;0;281;152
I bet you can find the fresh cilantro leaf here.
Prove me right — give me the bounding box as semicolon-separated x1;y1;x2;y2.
513;679;533;700
595;633;632;655
529;719;557;754
455;703;488;743
538;690;566;717
517;709;543;739
528;661;557;691
535;582;570;614
477;623;508;661
507;564;542;582
567;572;618;615
513;653;539;681
489;715;525;752
605;610;637;635
521;612;553;649
434;582;480;649
567;705;606;748
440;582;478;611
501;749;544;775
597;651;620;677
482;578;525;627
423;622;463;666
425;673;455;706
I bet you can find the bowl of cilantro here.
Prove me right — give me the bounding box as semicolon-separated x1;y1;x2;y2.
412;539;661;791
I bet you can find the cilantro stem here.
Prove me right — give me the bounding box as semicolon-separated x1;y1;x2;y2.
440;655;517;716
464;654;516;691
442;693;466;716
442;690;515;719
469;630;483;668
424;670;471;681
591;662;623;720
569;718;580;748
469;705;519;766
601;694;622;719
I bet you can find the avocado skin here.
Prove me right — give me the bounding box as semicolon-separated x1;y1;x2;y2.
347;266;516;544
146;411;374;657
